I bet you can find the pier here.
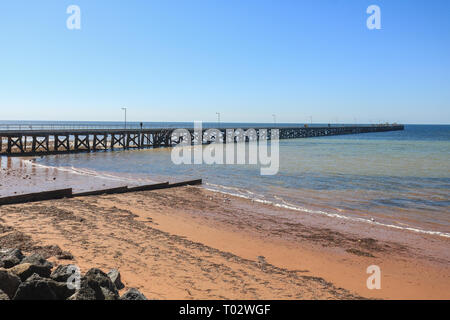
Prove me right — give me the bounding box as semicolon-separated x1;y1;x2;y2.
0;124;404;156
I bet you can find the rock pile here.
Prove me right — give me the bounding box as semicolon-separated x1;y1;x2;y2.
0;248;146;300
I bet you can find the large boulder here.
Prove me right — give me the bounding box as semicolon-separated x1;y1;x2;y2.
120;288;147;300
13;274;75;300
107;269;124;290
21;253;53;269
68;278;104;300
13;275;57;300
69;269;119;300
0;249;24;269
0;269;21;299
84;268;119;298
9;263;52;281
50;264;76;283
0;289;10;300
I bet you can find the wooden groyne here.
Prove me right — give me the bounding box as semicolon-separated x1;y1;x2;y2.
0;179;202;206
0;125;404;156
0;188;73;206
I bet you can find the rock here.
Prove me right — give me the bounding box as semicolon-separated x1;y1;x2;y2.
67;289;95;300
120;288;147;300
50;264;75;282
9;263;52;281
13;274;57;300
0;248;20;258
0;289;10;300
107;269;124;290
0;269;21;299
68;278;104;300
21;253;53;269
84;268;118;296
68;268;120;300
57;251;74;260
44;279;76;300
0;248;24;269
13;274;75;300
101;287;119;300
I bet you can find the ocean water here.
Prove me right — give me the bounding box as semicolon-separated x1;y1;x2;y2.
28;124;450;238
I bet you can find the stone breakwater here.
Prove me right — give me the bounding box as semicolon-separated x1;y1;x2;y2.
0;248;147;300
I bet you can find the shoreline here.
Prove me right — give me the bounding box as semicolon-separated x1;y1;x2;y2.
0;156;164;197
3;155;449;239
1;161;449;298
204;183;450;239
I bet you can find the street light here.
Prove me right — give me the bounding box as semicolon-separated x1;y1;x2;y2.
272;114;276;125
121;107;127;129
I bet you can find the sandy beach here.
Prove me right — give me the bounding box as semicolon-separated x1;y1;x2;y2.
1;160;449;300
2;0;450;307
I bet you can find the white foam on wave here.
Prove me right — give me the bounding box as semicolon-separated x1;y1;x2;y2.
22;159;450;239
204;182;450;239
23;159;158;184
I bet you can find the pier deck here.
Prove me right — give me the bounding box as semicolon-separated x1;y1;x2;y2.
0;125;404;156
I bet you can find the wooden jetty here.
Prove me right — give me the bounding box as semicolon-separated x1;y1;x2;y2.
0;125;404;156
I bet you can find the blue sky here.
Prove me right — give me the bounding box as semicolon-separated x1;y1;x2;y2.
0;0;449;124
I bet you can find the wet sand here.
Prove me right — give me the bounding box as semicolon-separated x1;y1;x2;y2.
0;156;160;197
0;159;449;299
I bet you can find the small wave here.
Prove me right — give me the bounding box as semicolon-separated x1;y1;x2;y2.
23;160;450;239
204;183;450;239
206;182;266;198
23;159;157;184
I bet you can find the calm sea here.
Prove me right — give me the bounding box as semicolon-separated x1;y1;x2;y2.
7;122;449;238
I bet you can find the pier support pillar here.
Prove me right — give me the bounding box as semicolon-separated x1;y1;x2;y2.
75;135;91;151
93;134;108;150
32;135;50;153
54;135;70;152
8;136;24;154
111;134;125;149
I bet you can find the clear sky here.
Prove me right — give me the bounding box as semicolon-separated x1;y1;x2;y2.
0;0;449;124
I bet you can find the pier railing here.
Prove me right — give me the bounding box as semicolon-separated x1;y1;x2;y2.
0;123;177;131
0;123;400;131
